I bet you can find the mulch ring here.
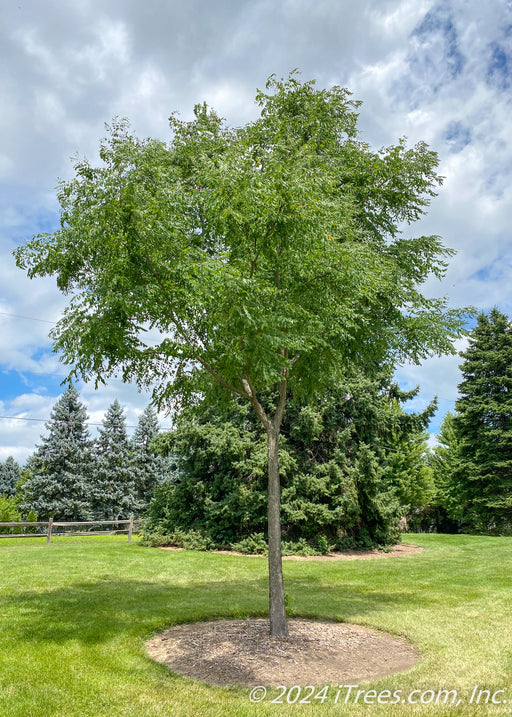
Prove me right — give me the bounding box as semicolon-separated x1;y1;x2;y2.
146;618;420;688
159;543;424;561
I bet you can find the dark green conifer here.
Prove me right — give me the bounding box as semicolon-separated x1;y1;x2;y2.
451;309;512;532
148;370;435;548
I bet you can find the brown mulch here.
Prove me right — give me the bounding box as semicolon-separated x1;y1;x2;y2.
282;543;424;561
159;542;424;560
146;618;419;688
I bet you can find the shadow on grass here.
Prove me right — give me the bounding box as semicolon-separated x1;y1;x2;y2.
1;572;442;647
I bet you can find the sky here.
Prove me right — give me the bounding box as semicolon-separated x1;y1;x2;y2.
1;0;511;462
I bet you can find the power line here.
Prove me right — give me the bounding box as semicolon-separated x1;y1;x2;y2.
0;414;173;430
0;414;111;427
0;310;168;349
0;311;57;325
0;366;460;404
0;365;153;389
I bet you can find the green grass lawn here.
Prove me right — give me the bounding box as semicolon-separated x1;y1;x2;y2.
0;533;511;716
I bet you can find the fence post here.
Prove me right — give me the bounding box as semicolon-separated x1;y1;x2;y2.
128;514;134;543
46;518;53;545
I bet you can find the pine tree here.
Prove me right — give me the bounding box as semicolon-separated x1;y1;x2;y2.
130;405;170;508
21;386;91;520
0;456;21;496
148;370;435;548
385;429;435;512
90;400;137;520
452;308;512;532
430;411;463;532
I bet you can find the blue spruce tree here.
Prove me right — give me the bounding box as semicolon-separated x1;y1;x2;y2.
90;399;138;520
21;386;91;520
130;405;171;508
0;456;21;496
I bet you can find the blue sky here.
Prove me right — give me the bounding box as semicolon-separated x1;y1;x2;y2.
1;0;511;461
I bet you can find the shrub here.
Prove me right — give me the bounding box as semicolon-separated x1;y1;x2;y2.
0;495;21;534
141;527;215;551
24;510;38;534
316;535;331;554
231;533;268;554
281;538;321;556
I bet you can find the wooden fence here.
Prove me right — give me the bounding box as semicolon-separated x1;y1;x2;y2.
0;516;143;543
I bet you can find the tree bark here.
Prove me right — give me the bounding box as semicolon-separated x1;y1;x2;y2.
266;424;288;637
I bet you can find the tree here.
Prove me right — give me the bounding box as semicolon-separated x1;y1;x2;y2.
385;429;435;513
149;372;429;549
430;411;463;532
149;369;435;550
0;456;21;496
21;386;91;520
90;399;138;520
15;73;468;636
130;405;170;506
449;309;512;532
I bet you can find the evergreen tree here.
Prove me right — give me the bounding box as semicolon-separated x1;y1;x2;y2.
430;411;463;532
149;370;435;549
0;456;21;496
90;399;137;520
15;456;35;509
385;429;435;513
130;405;172;507
450;308;512;532
21;386;91;520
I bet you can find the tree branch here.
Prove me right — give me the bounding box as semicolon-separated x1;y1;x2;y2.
302;272;330;286
197;357;251;401
242;368;271;430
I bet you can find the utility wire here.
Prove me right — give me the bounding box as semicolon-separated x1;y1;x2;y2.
0;414;173;430
0;310;168;349
0;415;433;448
0;365;154;389
0;311;175;426
0;414;122;428
0;311;57;324
0;310;166;386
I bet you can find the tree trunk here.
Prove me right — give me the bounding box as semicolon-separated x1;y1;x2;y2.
267;425;288;637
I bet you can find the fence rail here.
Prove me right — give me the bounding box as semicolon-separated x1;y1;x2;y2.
0;516;143;543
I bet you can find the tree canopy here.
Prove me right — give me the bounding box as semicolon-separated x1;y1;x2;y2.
15;72;469;635
15;73;466;403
